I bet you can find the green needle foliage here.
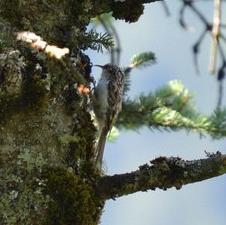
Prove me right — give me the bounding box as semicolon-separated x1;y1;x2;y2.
129;52;156;69
209;109;226;138
123;51;156;95
118;80;226;138
80;30;114;52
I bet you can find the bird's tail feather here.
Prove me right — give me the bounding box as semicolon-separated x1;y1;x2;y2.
95;128;108;168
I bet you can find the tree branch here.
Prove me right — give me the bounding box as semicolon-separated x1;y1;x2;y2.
117;81;226;138
97;152;226;199
141;0;162;3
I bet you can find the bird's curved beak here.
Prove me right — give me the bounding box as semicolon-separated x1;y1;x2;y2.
94;64;104;69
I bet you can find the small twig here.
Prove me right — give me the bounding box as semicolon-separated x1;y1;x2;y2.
161;1;170;16
97;16;115;64
216;60;226;108
218;42;226;61
179;0;226;79
209;0;222;74
108;22;121;65
217;80;223;108
192;29;207;73
98;15;121;65
179;4;189;30
188;3;210;26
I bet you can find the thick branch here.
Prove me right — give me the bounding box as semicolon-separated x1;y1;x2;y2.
97;152;226;199
141;0;162;3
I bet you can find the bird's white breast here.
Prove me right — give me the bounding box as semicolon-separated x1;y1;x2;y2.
95;76;109;114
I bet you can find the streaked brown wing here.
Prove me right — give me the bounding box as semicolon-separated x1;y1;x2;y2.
106;68;124;131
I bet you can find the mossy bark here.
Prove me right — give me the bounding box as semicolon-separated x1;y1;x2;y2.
0;1;107;224
0;0;225;224
97;153;226;199
0;46;103;225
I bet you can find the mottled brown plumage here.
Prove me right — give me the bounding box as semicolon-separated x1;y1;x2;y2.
93;64;124;167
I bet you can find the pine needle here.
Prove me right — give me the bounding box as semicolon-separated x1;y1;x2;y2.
130;52;156;69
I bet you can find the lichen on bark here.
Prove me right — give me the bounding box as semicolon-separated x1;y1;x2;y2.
0;45;99;224
0;3;111;223
0;0;162;224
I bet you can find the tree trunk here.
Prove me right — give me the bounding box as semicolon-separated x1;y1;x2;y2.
1;1;225;225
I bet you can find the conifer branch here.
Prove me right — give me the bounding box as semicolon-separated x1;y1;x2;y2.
118;80;226;138
80;30;114;53
97;152;226;199
123;51;156;95
129;52;156;69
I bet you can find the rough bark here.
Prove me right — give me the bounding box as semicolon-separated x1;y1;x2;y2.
0;1;224;225
97;152;226;199
0;1;161;224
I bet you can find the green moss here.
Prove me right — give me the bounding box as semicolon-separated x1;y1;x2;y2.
0;0;94;47
59;134;80;145
44;167;104;225
219;166;226;174
0;48;50;123
0;148;50;225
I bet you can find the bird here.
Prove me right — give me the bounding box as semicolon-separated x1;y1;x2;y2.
93;63;124;167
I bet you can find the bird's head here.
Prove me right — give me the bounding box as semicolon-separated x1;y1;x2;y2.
95;64;115;76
